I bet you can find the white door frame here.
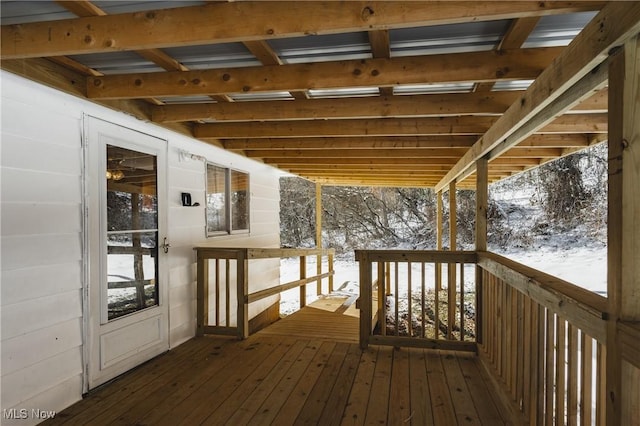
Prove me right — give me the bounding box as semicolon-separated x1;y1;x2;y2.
83;116;169;391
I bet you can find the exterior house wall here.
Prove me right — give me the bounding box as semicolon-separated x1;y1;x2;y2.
0;71;281;423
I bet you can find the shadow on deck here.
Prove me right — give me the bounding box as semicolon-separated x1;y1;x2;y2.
45;296;520;425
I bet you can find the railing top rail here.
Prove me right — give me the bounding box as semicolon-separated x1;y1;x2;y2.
478;251;607;342
478;251;607;313
247;247;335;259
193;247;335;260
355;249;477;264
193;247;248;259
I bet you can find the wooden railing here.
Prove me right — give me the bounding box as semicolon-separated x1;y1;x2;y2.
194;247;334;339
355;250;478;352
477;251;608;425
356;249;640;424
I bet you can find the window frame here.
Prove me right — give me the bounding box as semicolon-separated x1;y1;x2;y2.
205;162;250;237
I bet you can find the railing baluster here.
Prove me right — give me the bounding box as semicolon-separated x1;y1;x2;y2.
448;262;456;340
394;262;399;337
556;316;566;426
567;324;578;426
215;258;220;326
421;262;426;339
545;310;555;426
408;261;412;337
299;256;306;308
460;262;464;341
225;259;231;327
435;262;440;340
580;333;593;426
596;343;606;426
378;262;386;336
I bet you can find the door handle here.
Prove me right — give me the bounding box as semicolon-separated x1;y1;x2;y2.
161;237;171;254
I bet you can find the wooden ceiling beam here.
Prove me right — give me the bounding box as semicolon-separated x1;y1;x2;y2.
538;113;608;134
515;134;590;148
245;148;470;159
435;2;640;192
474;16;541;92
368;29;393;96
152;88;608;123
86;47;562;99
263;156;540;166
196;113;605;139
2;2;604;59
152;91;518;122
195;116;497;139
223;135;477;150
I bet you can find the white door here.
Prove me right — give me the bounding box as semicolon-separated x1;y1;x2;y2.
85;117;169;390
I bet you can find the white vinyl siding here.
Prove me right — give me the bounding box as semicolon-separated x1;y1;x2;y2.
1;70;282;423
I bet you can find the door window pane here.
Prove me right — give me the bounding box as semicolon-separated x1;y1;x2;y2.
206;164;227;234
230;169;249;231
106;145;159;320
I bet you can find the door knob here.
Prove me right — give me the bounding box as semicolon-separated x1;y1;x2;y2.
161;238;171;254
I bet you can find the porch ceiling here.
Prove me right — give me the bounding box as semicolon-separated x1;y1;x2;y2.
2;1;635;189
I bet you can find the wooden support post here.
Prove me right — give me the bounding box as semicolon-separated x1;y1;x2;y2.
315;183;323;295
436;190;443;291
476;157;488;345
448;181;457;340
237;250;249;339
358;252;372;349
299;256;307;308
328;252;334;293
196;251;206;336
607;35;640;426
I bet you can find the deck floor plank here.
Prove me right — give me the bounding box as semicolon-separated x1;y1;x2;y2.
441;351;482;425
388;347;412;425
316;342;361;425
250;340;324;425
408;348;435;426
364;345;393;424
340;345;379;426
426;350;458;425
271;341;337;425
294;342;350;425
44;305;518;426
456;353;506;425
55;335;222;425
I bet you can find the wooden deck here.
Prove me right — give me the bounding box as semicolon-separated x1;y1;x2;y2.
45;296;520;425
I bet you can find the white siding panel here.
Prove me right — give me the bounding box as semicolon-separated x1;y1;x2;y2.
1;203;81;237
1;97;81;148
1;376;83;426
1;134;81;175
169;322;195;349
1;262;82;305
1;347;83;410
1;318;83;373
169;166;205;191
1;71;283;415
1;234;81;271
1;290;82;341
1;168;81;204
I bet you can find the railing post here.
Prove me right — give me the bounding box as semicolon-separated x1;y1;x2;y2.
237;249;249;339
196;250;207;336
378;261;386;336
328;251;334;293
299;255;307;308
448;181;457;340
476;157;488;345
357;251;372;349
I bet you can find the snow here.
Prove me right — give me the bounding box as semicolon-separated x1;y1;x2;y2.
498;246;607;295
279;245;607;315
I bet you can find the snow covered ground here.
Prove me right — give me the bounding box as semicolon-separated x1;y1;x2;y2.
279;245;607;315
